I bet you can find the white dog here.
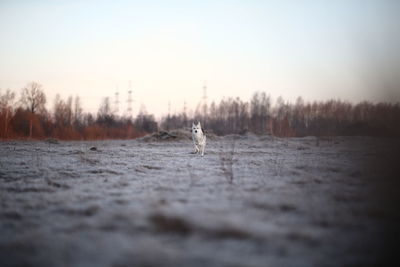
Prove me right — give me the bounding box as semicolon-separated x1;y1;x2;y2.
192;122;206;156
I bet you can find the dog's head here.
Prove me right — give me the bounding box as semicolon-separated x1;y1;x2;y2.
192;122;202;134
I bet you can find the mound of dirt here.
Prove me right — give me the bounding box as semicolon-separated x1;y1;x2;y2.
139;130;192;142
44;138;60;144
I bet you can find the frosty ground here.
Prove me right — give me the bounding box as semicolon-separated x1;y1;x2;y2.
0;134;399;267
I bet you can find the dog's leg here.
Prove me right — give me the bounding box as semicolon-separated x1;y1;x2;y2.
201;143;205;156
194;144;199;154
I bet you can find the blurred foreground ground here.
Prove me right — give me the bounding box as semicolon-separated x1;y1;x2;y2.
0;134;399;267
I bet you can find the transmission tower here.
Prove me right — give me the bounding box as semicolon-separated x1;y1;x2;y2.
200;81;208;118
202;81;208;102
183;100;187;115
114;86;120;114
183;100;188;126
127;91;133;112
127;81;133;115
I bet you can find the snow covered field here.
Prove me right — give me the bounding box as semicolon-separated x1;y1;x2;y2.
0;134;398;267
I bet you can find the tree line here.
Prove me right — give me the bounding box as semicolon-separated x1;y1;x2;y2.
0;82;157;140
162;92;400;137
1;83;399;140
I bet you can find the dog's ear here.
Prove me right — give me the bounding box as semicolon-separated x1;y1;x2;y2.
197;122;201;127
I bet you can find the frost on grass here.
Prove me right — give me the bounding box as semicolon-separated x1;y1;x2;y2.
0;136;399;267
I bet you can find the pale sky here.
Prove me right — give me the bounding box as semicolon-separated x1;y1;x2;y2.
1;0;399;118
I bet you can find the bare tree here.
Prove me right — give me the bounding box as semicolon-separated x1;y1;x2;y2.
0;89;16;138
73;95;83;127
97;97;115;126
134;105;158;133
66;96;73;126
250;92;261;133
20;82;47;138
98;97;112;117
53;94;71;127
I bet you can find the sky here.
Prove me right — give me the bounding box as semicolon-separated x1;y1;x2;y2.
1;0;399;118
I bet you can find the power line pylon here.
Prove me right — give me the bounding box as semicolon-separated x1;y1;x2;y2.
114;86;120;114
127;81;133;115
202;81;208;103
